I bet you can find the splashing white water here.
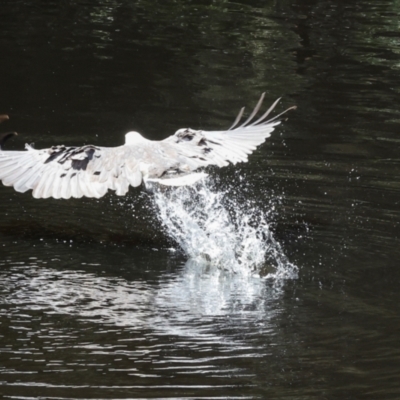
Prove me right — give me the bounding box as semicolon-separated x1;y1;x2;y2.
150;177;298;280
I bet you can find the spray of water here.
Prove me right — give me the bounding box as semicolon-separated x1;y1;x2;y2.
150;176;298;280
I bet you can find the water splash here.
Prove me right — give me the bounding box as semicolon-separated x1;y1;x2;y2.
150;177;298;280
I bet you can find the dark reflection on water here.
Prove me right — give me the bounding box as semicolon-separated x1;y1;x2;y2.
1;0;400;398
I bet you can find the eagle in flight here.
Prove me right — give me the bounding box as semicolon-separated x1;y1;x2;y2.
0;94;295;199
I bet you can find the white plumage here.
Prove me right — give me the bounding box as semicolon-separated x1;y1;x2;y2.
0;94;295;199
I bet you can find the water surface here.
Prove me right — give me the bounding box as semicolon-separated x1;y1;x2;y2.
1;0;400;399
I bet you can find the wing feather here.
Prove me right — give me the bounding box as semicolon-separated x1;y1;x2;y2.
44;171;59;199
32;173;49;199
69;174;80;198
51;174;63;200
80;174;97;198
237;92;265;128
0;162;20;180
77;174;90;198
3;166;28;187
60;175;71;200
13;167;39;193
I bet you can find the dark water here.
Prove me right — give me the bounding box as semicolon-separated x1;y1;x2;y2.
1;1;400;399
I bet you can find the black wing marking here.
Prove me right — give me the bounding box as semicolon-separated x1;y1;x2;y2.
44;145;100;171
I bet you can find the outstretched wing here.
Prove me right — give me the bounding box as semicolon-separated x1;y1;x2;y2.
164;94;295;168
0;144;143;199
